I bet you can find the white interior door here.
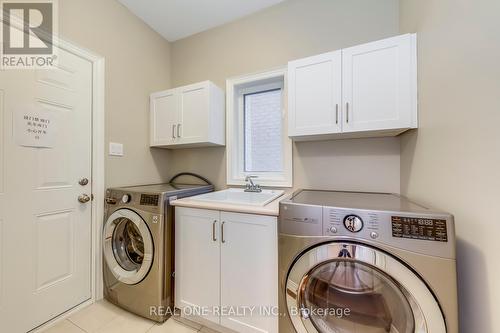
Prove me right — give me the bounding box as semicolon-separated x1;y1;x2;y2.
220;212;278;333
0;47;93;332
342;34;416;132
288;51;342;137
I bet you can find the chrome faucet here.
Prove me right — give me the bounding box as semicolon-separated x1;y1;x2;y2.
244;175;262;193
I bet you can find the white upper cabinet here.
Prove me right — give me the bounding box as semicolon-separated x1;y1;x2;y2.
178;83;208;144
150;89;178;146
288;51;342;136
342;34;417;133
150;81;225;148
288;34;417;141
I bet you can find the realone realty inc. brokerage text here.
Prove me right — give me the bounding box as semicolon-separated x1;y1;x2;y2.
150;305;352;318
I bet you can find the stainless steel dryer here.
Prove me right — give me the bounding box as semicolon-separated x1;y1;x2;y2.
103;177;213;322
279;190;458;333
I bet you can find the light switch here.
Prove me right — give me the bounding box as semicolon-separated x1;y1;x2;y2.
109;142;124;156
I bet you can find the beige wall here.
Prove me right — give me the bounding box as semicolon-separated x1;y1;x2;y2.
169;0;401;192
399;1;500;332
59;0;172;187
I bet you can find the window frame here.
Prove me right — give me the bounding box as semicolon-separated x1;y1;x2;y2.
226;68;293;187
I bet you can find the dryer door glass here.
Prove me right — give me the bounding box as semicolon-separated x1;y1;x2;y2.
302;260;414;333
285;242;446;333
112;217;145;271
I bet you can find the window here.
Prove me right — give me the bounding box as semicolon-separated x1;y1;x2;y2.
226;68;292;187
244;88;283;172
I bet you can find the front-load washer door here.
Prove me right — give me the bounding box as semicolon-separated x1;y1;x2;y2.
103;209;154;285
285;242;446;333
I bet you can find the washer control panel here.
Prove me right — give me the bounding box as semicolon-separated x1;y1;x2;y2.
140;194;159;206
106;189;164;215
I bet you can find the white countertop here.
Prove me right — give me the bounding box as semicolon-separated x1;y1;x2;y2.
171;188;293;216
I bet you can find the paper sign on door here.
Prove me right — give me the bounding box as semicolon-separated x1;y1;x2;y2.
14;106;57;148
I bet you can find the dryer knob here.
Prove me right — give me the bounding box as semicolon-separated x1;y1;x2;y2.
329;226;338;234
343;215;364;233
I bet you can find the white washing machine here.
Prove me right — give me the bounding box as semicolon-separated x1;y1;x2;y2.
279;190;458;333
103;177;213;322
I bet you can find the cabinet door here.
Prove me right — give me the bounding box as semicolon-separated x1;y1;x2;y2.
220;212;278;333
175;208;220;325
342;34;417;133
178;82;209;144
150;89;179;146
288;51;342;137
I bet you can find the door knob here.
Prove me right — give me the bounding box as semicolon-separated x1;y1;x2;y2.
79;178;89;186
78;194;91;203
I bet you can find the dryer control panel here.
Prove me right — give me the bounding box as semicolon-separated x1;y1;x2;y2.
325;208;381;237
279;189;456;259
391;216;448;242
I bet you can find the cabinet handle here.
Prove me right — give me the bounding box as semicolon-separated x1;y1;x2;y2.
221;221;226;243
172;124;176;138
335;104;339;124
212;220;217;242
346;102;350;123
177;123;181;138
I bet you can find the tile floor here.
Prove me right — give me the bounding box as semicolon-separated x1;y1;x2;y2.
41;300;208;333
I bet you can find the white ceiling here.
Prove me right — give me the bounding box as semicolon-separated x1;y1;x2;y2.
118;0;286;42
